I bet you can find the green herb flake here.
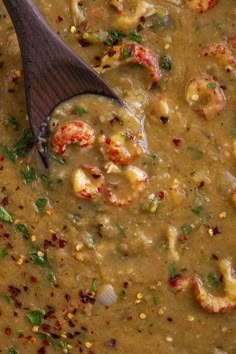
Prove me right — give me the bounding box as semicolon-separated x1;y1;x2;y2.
47;271;57;286
116;223;127;237
168;263;178;279
0;206;13;223
207;82;217;90
14;129;33;158
160;55;172;71
123;46;131;59
1;146;16;163
40;174;53;188
153;295;159;305
15;223;30;239
51;154;65;165
74;106;88;116
192;205;204;217
207;273;221;288
120;289;126;300
181;224;192;235
128;31;142;44
92;278;97;292
35;198;48;214
20;167;37;184
26;309;45;326
7;114;20;131
9;348;19;354
31;250;49;267
0;246;8;260
58;340;69;350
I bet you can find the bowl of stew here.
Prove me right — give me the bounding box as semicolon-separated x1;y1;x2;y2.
0;0;236;353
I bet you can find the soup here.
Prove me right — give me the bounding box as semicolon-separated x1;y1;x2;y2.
0;0;236;353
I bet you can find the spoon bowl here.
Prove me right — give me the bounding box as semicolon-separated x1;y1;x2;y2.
3;0;123;167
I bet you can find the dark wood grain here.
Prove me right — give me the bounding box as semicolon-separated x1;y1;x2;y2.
3;0;123;167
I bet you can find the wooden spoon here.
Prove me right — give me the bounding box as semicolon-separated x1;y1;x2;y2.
3;0;123;167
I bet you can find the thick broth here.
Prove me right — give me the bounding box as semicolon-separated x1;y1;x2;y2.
0;0;236;353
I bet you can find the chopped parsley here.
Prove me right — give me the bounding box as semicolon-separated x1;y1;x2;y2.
35;198;48;214
20;167;37;184
160;55;172;71
0;206;13;223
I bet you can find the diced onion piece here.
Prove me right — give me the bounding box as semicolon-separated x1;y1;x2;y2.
97;284;118;306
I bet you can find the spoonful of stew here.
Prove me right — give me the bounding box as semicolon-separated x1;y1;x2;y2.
2;0;123;167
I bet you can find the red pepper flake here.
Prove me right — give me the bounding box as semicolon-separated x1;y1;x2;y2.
42;340;50;346
172;138;181;147
30;276;37;283
51;233;58;242
59;239;67;248
211;253;219;261
160;116;169;124
15;186;20;191
1;197;9;206
56;15;63;23
127;315;133;321
123;282;129;289
212;226;222;236
37;347;46;354
5;327;11;335
106;338;116;348
43;239;53;249
198;181;205;188
178;234;188;243
65;294;71;302
0;156;4;162
158;190;165;199
0;224;3;229
68;319;75;328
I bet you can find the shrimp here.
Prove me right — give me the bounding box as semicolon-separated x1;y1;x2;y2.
106;165;149;206
186;0;218;13
71;0;86;26
52;121;95;155
96;43;162;89
186;76;226;119
194;277;236;313
202;38;236;75
116;1;157;30
110;0;124;14
73;165;104;200
220;259;236;300
169;259;236;313
99;132;144;165
169;275;194;293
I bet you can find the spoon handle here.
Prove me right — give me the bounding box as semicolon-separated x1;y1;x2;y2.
3;0;121;166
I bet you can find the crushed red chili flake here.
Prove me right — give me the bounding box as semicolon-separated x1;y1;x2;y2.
172;138;181;147
199;181;205;188
211;253;219;261
5;327;11;335
1;197;9;206
30;276;37;283
106;338;116;348
51;233;58;242
178;234;188;243
160;116;169;124
158;190;165;199
56;15;63;22
8;286;21;298
212;226;222;235
65;293;71;302
68;319;76;328
127;315;133;321
38;347;46;354
0;156;5;162
43;239;53;249
59;239;67;248
79;290;96;304
123;282;129;289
